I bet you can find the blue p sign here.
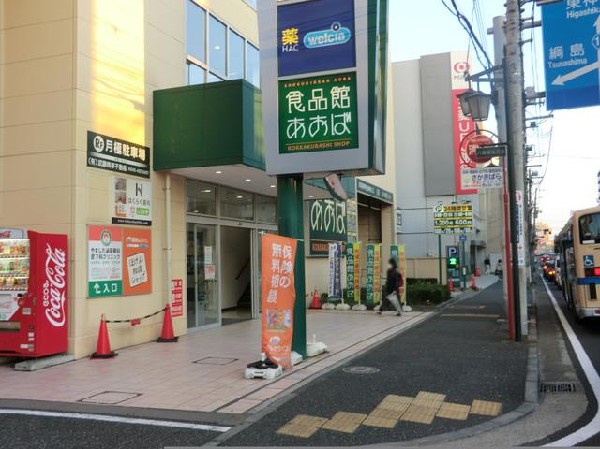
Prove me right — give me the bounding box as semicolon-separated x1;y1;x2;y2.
446;246;459;268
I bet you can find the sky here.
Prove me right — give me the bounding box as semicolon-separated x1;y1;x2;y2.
387;0;600;235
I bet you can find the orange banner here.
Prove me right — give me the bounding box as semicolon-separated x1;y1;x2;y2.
261;233;297;370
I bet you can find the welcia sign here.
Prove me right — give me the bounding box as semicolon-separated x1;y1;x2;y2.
277;0;356;77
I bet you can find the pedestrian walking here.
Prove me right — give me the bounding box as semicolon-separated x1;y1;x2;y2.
495;259;503;279
380;258;403;316
484;257;491;275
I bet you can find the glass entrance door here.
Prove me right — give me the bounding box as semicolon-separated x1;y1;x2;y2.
251;229;276;319
187;223;219;328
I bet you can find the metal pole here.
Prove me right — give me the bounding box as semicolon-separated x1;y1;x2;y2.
505;0;526;340
277;175;307;358
438;234;443;284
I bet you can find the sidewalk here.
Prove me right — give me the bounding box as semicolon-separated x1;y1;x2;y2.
219;278;531;446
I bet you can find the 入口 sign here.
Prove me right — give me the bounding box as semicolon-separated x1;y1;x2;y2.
87;131;150;178
433;203;474;235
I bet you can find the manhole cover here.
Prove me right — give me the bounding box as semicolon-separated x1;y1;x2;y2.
539;382;577;393
342;366;380;374
80;391;141;404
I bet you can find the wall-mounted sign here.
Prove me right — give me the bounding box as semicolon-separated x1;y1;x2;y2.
516;190;526;267
308;199;347;256
433;203;474;235
476;144;506;159
277;0;356;77
347;199;358;242
112;177;152;226
356;179;394;204
461;167;504;190
279;73;359;154
87;131;150;178
88;225;152;298
171;279;183;318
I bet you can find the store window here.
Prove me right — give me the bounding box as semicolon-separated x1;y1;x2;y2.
229;30;245;80
246;43;260;87
187;62;205;85
186;1;206;63
256;196;277;224
187;181;217;216
220;187;254;221
209;15;227;76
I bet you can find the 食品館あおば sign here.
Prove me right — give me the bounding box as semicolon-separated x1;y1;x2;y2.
277;0;356;77
87;131;150;178
279;73;358;154
308;199;347;256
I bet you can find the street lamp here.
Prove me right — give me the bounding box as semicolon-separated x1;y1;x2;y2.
457;89;492;121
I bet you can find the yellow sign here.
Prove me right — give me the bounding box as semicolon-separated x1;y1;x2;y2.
281;27;299;46
399;245;407;304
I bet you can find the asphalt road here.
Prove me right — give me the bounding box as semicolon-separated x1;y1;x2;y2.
0;414;219;449
221;282;529;447
540;279;600;447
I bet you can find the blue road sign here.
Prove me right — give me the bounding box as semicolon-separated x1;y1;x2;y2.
459;234;467;242
541;2;600;109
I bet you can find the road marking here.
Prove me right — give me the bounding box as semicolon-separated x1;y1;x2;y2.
0;409;231;432
543;280;600;447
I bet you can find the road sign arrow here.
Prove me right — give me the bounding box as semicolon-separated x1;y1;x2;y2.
552;60;600;85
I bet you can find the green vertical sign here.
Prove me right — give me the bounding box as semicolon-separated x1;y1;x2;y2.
390;244;399;263
346;243;356;302
278;72;359;154
366;243;375;306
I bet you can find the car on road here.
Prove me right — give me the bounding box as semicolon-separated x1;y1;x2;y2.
543;263;557;282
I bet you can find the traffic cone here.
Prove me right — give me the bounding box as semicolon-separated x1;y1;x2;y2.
157;303;178;342
448;278;454;292
91;314;116;359
471;275;478;290
310;289;320;309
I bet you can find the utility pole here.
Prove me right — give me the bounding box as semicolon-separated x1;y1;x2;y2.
505;0;528;339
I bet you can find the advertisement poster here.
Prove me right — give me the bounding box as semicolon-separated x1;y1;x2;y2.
398;244;407;304
366;244;375;306
373;244;382;304
328;243;342;299
112;177;152;226
433;203;474;235
309;199;347;256
88;226;152;298
261;234;297;369
171;279;183;318
345;242;361;303
87;131;150;178
516;190;526;267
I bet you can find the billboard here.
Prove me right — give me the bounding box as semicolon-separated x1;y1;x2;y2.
433;203;474;235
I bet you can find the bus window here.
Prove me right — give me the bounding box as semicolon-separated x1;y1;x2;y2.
579;213;600;244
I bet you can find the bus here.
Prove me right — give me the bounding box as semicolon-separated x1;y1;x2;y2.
555;205;600;321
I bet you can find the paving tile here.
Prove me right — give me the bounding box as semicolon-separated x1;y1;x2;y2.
471;399;502;416
399;404;437;425
276;424;320;438
321;412;367;433
436;402;471;420
379;394;414;411
411;397;444;411
415;391;446;403
289;414;329;428
369;407;405;420
362;415;398;429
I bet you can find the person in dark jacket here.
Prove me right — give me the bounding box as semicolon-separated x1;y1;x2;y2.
380;258;403;316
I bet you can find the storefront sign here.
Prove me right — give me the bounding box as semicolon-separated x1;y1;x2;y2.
171;279;183;318
261;234;297;369
398;244;407;304
308;199;347;256
277;0;356;77
88;226;152;298
279;72;359;154
395;209;403;234
461;167;504;190
345;242;360;303
347;199;358;242
204;264;216;280
328;243;343;299
356;179;394;204
112;177;152;226
87;131;150;178
366;243;382;306
516;190;526;267
433;203;474;235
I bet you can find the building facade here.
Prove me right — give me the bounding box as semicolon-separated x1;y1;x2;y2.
0;0;395;357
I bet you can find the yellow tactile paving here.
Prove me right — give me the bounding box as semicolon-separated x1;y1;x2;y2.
411;397;444;410
277;424;320;438
436;402;471;421
288;414;329;428
415;391;447;403
321;412;367;433
470;399;502;416
362;415;398;428
379;394;414;411
369;407;406;420
399;404;437;425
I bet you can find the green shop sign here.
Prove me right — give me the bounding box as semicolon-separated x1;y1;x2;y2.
279;72;358;154
308;199;347;256
356;179;394;204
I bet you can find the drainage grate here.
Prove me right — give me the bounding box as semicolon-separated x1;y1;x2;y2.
539;382;577;393
193;356;238;365
342;366;380;374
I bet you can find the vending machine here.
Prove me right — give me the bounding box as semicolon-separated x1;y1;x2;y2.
0;229;68;357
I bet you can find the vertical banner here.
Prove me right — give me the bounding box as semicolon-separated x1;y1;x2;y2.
366;244;375;306
328;243;342;299
516;190;526;267
390;244;399;263
171;279;183;318
398;244;407;304
353;243;361;303
373;244;382;304
345;242;361;303
261;234;297;369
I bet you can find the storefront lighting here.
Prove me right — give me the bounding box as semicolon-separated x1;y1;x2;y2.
270;184;276;188
201;189;211;193
216;170;222;174
236;195;243;199
457;89;492;122
245;179;251;182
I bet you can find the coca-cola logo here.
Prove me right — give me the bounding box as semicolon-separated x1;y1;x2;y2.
43;244;67;327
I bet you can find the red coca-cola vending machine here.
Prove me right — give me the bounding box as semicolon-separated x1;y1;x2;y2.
0;229;68;357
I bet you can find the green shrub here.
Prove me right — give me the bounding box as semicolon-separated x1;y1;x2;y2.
407;283;450;305
406;277;438;286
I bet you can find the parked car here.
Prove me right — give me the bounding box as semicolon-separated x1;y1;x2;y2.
554;255;563;289
543;263;557;282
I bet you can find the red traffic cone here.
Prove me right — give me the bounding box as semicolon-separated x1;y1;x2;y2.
91;314;116;359
310;289;321;309
448;278;454;292
471;275;478;290
157;303;178;342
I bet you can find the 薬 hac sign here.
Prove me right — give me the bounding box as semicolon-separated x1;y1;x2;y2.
87;131;150;178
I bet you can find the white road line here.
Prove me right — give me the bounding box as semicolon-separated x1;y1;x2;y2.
0;409;231;433
542;280;600;447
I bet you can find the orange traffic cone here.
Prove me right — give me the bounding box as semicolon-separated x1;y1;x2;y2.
310;289;320;309
471;275;478;290
157;303;178;342
91;314;116;359
448;278;454;292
